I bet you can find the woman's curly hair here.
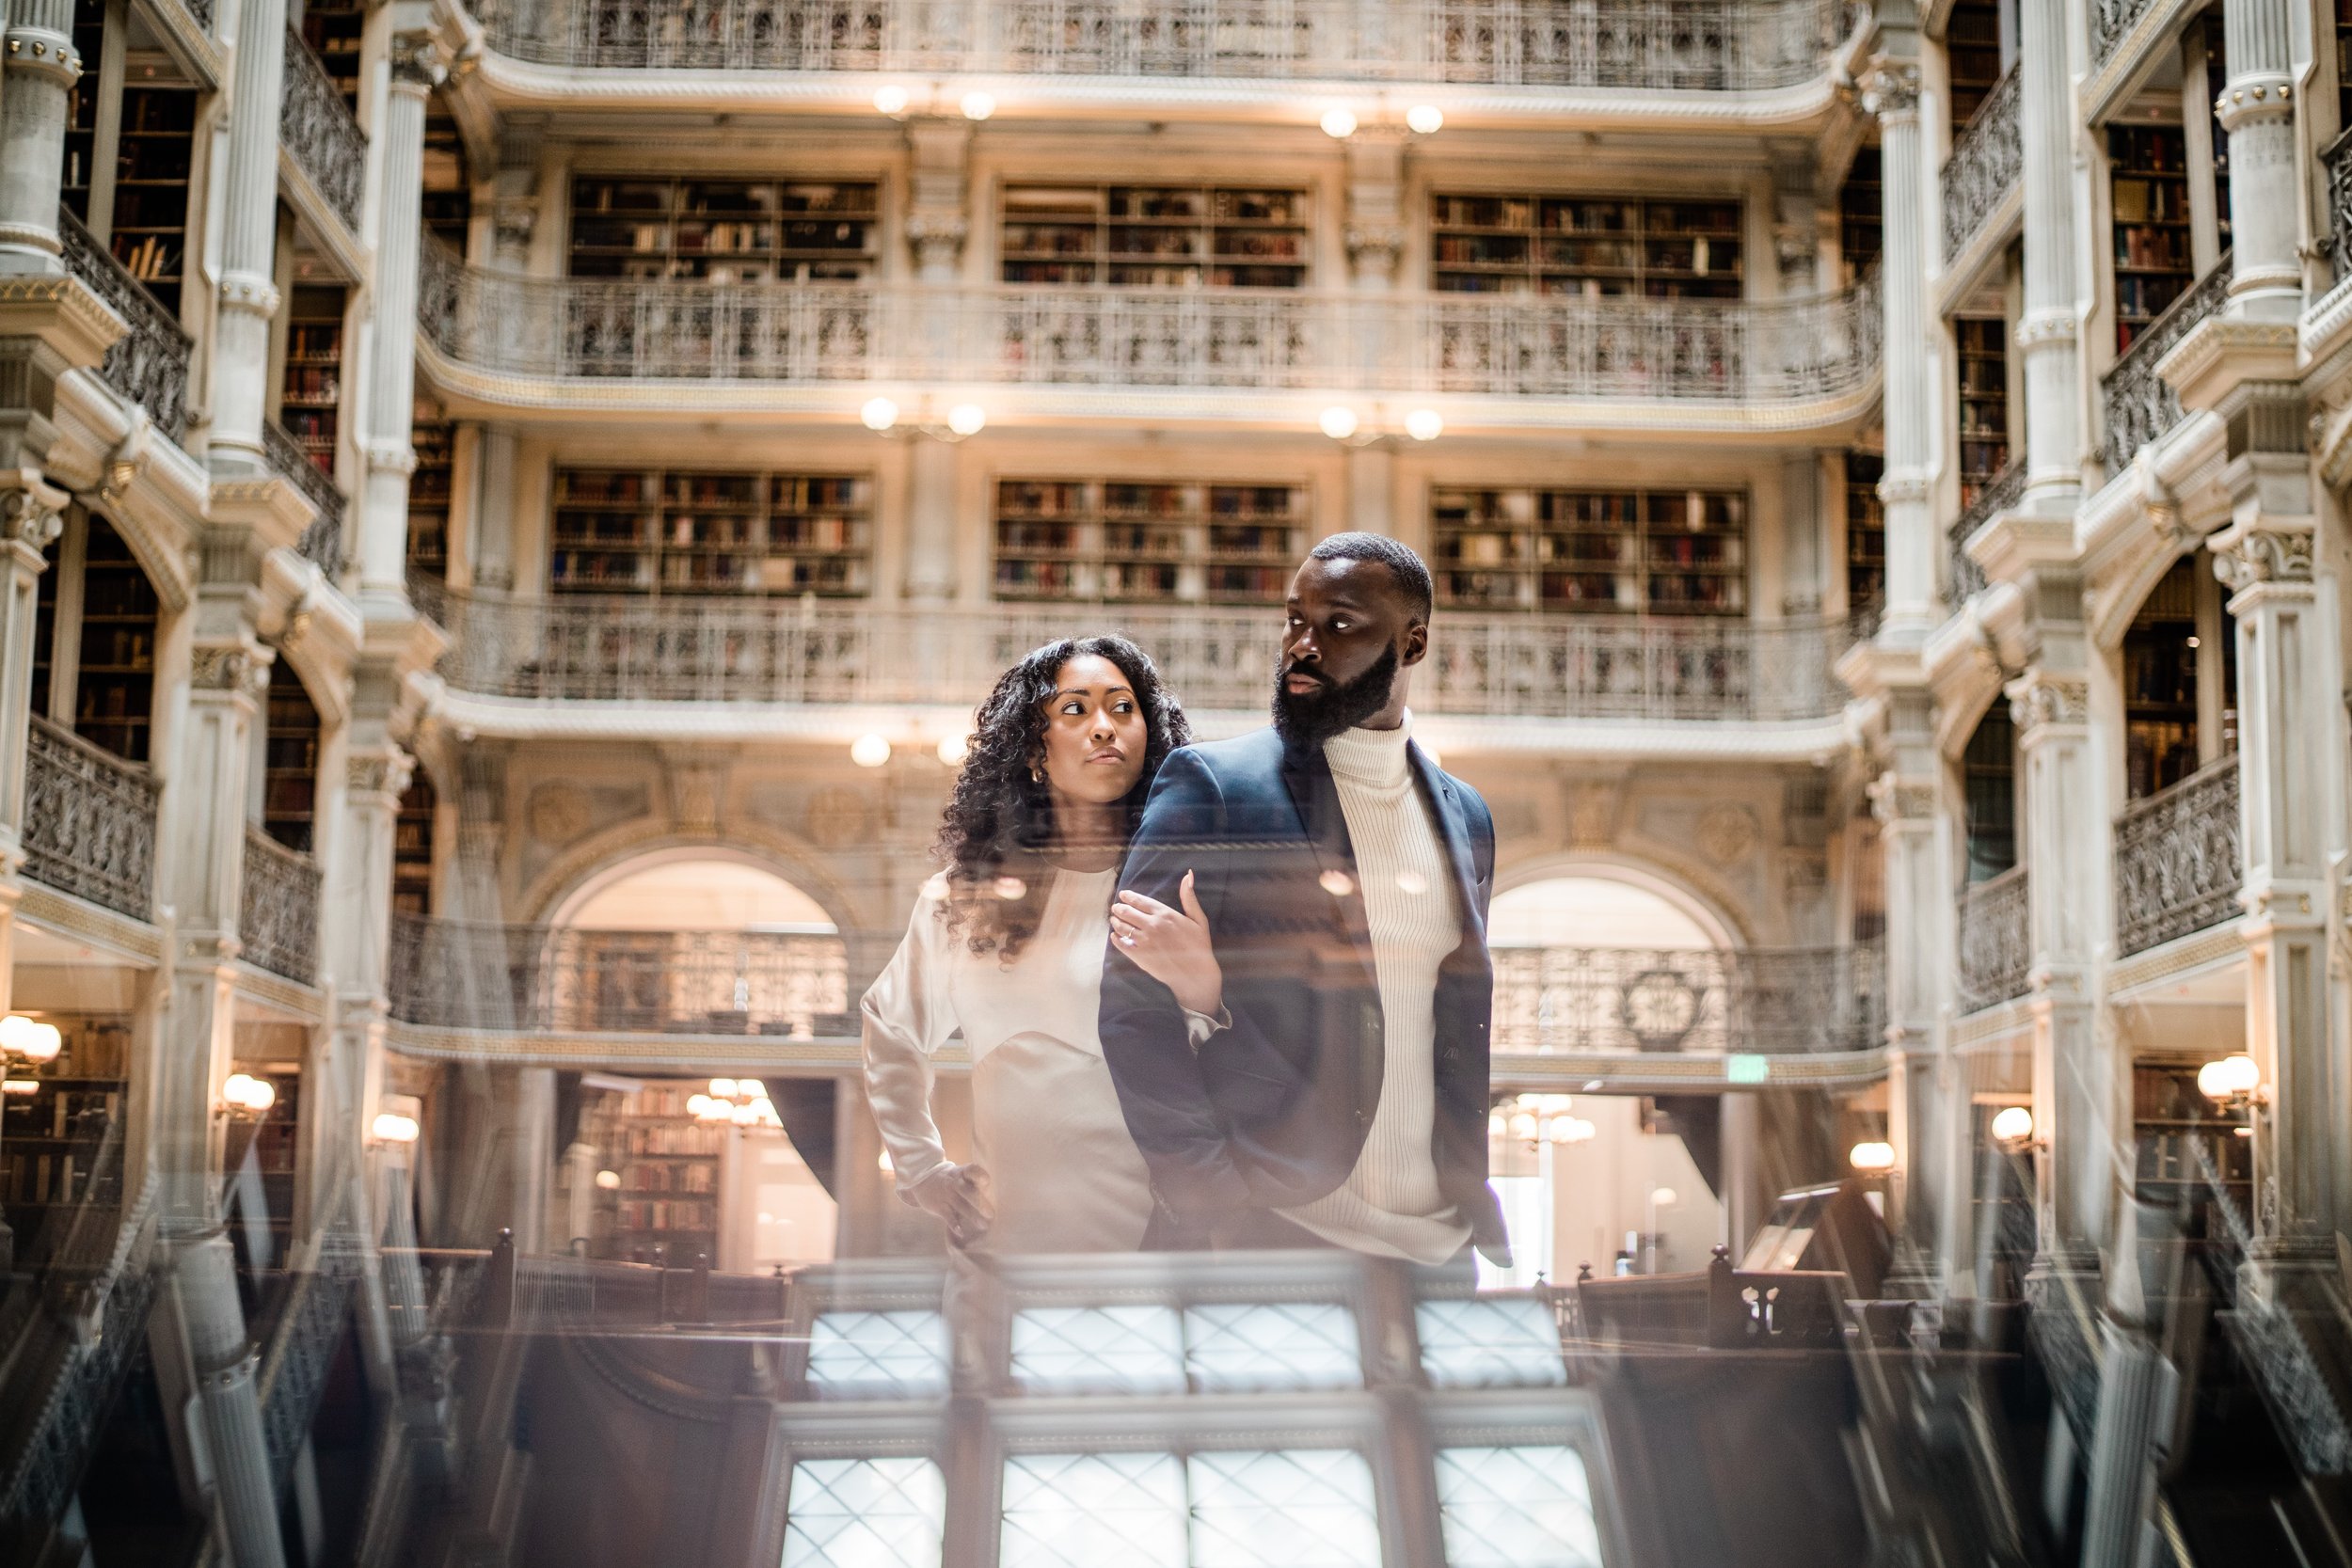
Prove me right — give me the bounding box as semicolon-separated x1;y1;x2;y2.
934;636;1190;960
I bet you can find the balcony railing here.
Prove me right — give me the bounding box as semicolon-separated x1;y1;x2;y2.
57;208;192;443
281;27;365;233
1956;864;2030;1013
1491;940;1883;1055
242;828;322;986
470;0;1851;90
23;718;157;923
263;421;345;574
2114;752;2242;958
2326;131;2352;289
387;916;851;1037
2090;0;2160;69
420;238;1883;409
414;584;1856;721
1947;460;2023;607
2101;257;2229;475
1941;64;2019;262
259;1238;362;1485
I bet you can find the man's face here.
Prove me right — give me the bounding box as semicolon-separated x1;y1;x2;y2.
1270;556;1427;744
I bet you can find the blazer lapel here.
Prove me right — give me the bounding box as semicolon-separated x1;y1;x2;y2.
1278;739;1375;953
1408;741;1485;949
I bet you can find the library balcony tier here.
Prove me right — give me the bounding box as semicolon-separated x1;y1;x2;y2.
280;25;366;239
418;244;1883;433
1955;864;2030;1016
383;913;1887;1092
2328;129;2352;287
1946;458;2020;607
464;0;1856;114
22;718;158;927
263;421;347;574
2102;255;2228;474
1940;61;2018;270
241;826;323;987
2113;752;2242;959
58;208;191;445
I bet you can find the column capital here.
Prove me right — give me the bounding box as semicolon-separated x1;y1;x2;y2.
0;468;67;562
905;212;968;274
1859;59;1920;124
217;271;282;323
2211;515;2315;596
2;20;86;87
1866;769;1937;826
2212;74;2295;135
389;31;449;93
2007;667;2090;736
189;641;273;701
347;747;415;803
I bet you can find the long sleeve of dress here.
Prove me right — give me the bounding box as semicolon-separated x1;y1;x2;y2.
860;880;961;1194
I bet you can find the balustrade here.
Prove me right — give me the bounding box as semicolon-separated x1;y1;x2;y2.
470;0;1850;88
2101;258;2229;474
1956;865;2030;1013
2327;132;2352;289
2090;0;2160;68
1490;941;1883;1056
58;209;192;443
258;1241;362;1483
2113;752;2242;957
280;27;366;234
1947;461;2022;607
1941;65;2020;262
242;828;322;985
23;717;158;922
264;421;346;574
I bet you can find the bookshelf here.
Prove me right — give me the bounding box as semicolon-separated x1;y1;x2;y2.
423;101;472;252
110;87;197;314
407;416;453;579
393;772;436;916
1428;485;1748;613
1001;185;1309;288
76;515;160;764
262;661;321;853
2339;0;2352;131
1430;193;1742;298
1839;146;1883;277
233;1067;304;1259
280;286;344;480
992;479;1307;603
2130;1062;2249;1222
1947;0;2005;130
299;0;366;108
549;466;873;596
1844;451;1885;614
0;1015;131;1262
2202;14;2233;252
569;178;879;282
1955;316;2010;508
62;0;103;225
583;1082;724;1264
2109;125;2193;353
2122;556;2200;799
1963;706;2015;882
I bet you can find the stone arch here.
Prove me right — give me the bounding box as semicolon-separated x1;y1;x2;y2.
1492;850;1746;949
518;821;869;940
549;846;837;932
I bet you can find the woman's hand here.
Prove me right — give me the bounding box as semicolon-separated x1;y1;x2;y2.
1110;871;1224;1019
899;1162;993;1247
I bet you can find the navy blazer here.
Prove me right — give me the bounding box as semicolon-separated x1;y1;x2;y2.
1098;725;1507;1251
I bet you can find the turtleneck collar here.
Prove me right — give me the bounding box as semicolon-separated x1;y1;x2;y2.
1323;712;1414;788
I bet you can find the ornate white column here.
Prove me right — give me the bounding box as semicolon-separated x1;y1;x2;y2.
2016;0;2082;511
210;0;293;472
0;0;83;273
902;119;972;601
168;1229;290;1568
1864;63;1937;636
357;42;440;602
2215;0;2302;318
1869;688;1953;1280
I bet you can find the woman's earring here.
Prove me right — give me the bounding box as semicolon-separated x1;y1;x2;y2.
1029;765;1044;784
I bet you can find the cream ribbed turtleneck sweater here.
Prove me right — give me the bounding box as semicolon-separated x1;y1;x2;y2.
1278;716;1471;1264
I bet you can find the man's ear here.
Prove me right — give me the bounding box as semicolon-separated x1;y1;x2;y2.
1399;619;1430;668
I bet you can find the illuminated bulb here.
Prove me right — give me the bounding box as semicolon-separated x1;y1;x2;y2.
993;875;1027;901
1651;1187;1678;1208
0;1014;59;1062
1318;405;1359;440
1405;407;1444;441
1565;1117;1596;1143
1537;1094;1574;1115
595;1168;622;1191
1547;1118;1576;1145
872;85;909;115
371;1112;421;1144
2;1078;37;1097
1848;1140;1896;1173
1406;103;1444;134
739;1079;766;1100
732;1103;759;1126
860;396;899;432
1487;1111;1508;1138
1319;106;1357;137
937;732;971;766
222;1073;276;1114
2196;1053;2260;1101
851;734;893;768
946;403;987;436
878;1148;896;1174
687;1094;715;1118
1990;1104;2035;1143
1508;1112;1538;1141
1515;1092;1543;1108
961;90;995;120
1318;869;1356;897
710;1078;738;1099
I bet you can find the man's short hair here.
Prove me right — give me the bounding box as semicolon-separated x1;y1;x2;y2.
1308;532;1435;625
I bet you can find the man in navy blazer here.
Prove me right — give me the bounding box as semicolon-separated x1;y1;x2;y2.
1100;533;1509;1262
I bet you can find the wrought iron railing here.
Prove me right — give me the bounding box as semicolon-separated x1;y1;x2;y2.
263;421;345;574
1956;864;2030;1013
23;717;157;922
57;207;192;442
420;236;1883;407
387;917;852;1037
412;582;1856;721
2101;257;2229;475
2326;131;2352;288
1947;460;2023;606
258;1240;362;1483
280;27;366;232
469;0;1852;88
1941;64;2020;262
183;0;213;30
2114;752;2242;957
1490;940;1883;1055
2090;0;2161;68
242;827;322;985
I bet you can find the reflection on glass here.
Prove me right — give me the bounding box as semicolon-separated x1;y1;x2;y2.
781;1457;946;1568
805;1309;948;1400
1010;1305;1185;1395
1413;1295;1569;1388
1436;1446;1602;1568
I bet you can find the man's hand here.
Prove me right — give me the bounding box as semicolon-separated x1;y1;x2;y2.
899;1162;993;1247
1110;870;1223;1018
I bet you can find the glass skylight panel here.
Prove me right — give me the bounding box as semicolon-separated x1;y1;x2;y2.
1435;1446;1603;1568
999;1451;1188;1568
1182;1302;1362;1392
1009;1305;1185;1394
780;1457;945;1568
804;1309;948;1399
1414;1296;1568;1388
1187;1449;1382;1568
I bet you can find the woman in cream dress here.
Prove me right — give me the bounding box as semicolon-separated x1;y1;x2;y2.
861;637;1222;1253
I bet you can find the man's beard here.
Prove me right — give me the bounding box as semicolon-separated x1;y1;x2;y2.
1270;642;1399;749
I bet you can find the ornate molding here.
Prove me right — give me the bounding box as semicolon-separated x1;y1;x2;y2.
2213;524;2315;593
4;24;86;87
0;475;67;555
217;272;282;321
2013;309;2078;348
190;644;271;697
2213;75;2296;135
1859;60;1920;123
348;750;417;800
390;30;449;90
2008;669;2090;733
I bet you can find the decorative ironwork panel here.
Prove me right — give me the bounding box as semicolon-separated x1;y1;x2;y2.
1183;1302;1361;1392
1000;1452;1188;1568
1413;1295;1567;1388
2329;133;2352;287
24;717;156;921
1956;865;2031;1013
2090;0;2160;67
1009;1305;1186;1395
2100;258;2228;474
280;28;366;232
2114;753;2242;956
58;207;191;441
1186;1449;1381;1568
1489;941;1883;1055
783;1457;946;1568
805;1308;949;1399
1942;65;2020;262
264;421;346;573
242;827;322;985
1436;1446;1603;1568
1947;460;2023;606
183;0;212;29
260;1263;359;1481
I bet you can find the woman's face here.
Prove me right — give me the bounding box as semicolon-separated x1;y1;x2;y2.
1034;653;1150;809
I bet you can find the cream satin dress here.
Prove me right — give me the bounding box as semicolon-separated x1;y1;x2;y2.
860;868;1156;1254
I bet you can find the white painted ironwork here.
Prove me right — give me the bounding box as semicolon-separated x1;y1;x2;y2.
2090;0;2159;67
280;27;366;233
24;716;157;922
1488;940;1883;1054
2100;258;2229;474
1940;64;2019;261
264;421;346;574
2113;752;2241;957
1947;460;2022;606
1955;864;2030;1013
58;207;192;442
242;827;323;985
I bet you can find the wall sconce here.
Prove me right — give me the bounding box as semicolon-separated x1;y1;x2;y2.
372;1093;423;1146
858;397;987;442
872;85;911;117
1406;104;1444;135
850;733;894;768
2196;1053;2265;1112
1319;106;1357;138
692;1078;782;1130
1848;1140;1895;1173
594;1168;622;1191
220;1072;277;1116
0;1015;61;1066
1990;1104;2040;1150
1321;404;1446;446
1488;1093;1595;1147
